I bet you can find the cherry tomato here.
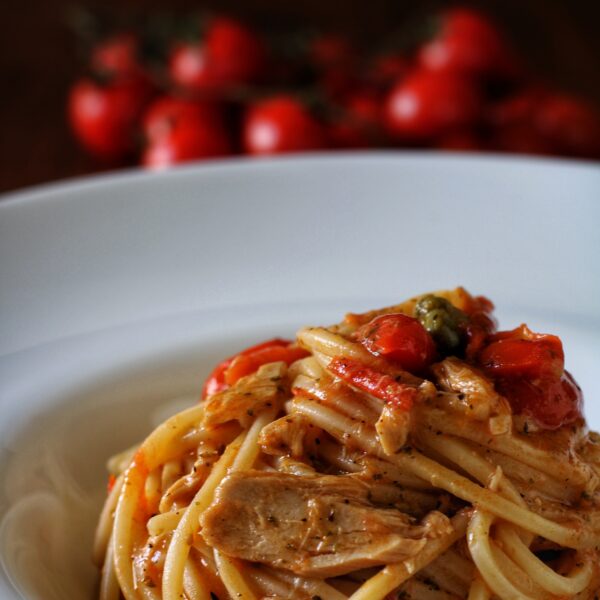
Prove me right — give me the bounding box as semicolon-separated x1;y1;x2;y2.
142;110;231;169
329;91;383;148
91;33;144;80
169;17;265;93
68;78;151;161
478;325;582;429
327;356;417;410
479;325;564;379
224;345;309;386
202;338;293;399
535;95;600;159
419;8;518;79
142;96;221;142
356;314;436;373
495;372;583;430
243;96;327;155
385;70;481;140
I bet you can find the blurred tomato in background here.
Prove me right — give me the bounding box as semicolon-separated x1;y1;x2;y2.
1;0;599;193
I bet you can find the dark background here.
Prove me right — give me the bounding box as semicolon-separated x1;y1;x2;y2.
1;0;599;195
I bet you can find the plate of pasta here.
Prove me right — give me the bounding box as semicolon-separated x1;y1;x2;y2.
0;153;599;600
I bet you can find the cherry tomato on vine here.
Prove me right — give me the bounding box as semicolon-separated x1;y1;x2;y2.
385;70;481;140
169;17;266;93
243;96;327;155
142;96;221;142
142;107;231;169
356;314;436;373
419;8;518;79
91;33;144;81
68;78;150;161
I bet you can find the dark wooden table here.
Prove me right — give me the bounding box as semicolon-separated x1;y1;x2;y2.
1;0;599;195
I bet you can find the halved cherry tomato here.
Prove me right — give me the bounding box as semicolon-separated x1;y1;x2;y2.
328;356;417;410
356;314;436;373
201;338;308;399
478;324;564;379
224;345;309;386
495;371;583;430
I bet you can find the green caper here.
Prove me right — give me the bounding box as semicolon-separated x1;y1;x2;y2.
415;294;469;353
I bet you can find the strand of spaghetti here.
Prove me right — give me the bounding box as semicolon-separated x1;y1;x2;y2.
132;556;161;600
293;373;380;423
495;525;593;595
93;473;124;566
292;398;594;549
467;576;491;600
489;541;553;599
113;404;205;599
420;409;595;490
231;407;278;472
272;569;349;600
162;432;245;600
422;429;594;593
418;431;525;507
403;577;462;599
146;509;184;537
182;558;212;600
98;532;120;600
208;407;281;599
468;509;540;600
213;552;257;600
349;512;469;600
297;327;420;385
287;356;325;380
420;563;466;597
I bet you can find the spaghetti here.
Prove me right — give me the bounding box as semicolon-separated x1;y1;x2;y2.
95;288;600;599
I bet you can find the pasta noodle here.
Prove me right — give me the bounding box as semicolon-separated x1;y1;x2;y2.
95;288;600;599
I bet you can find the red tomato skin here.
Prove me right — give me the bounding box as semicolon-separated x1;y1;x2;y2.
201;339;291;399
535;95;600;158
479;325;564;379
142;112;231;169
495;371;583;430
169;18;265;92
91;33;143;80
224;345;309;386
243;96;327;155
327;356;417;411
142;96;222;142
385;70;481;140
68;78;150;161
419;8;517;79
357;314;436;373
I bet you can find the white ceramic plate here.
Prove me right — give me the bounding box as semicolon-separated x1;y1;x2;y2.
0;153;599;599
